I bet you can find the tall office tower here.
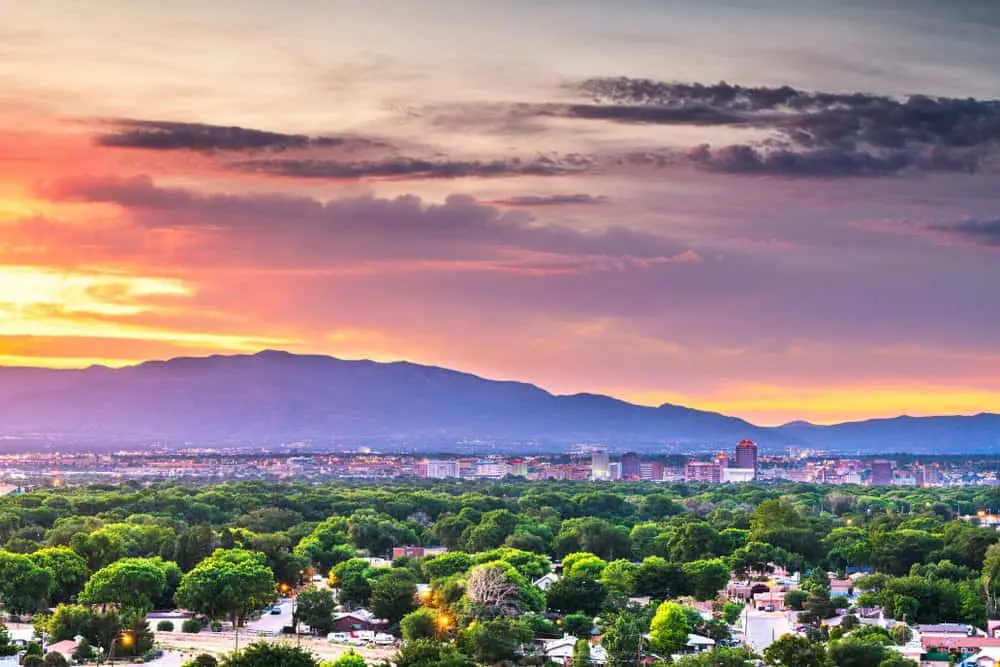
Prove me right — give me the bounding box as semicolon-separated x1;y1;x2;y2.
591;448;610;480
870;460;894;486
735;439;759;474
621;452;641;480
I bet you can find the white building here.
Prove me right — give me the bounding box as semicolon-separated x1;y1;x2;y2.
534;572;560;591
425;460;459;479
591;449;610;481
723;468;756;483
542;636;607;666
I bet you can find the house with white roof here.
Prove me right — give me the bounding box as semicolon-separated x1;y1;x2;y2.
534;572;560;591
542;635;607;666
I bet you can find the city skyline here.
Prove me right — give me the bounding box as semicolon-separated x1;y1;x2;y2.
2;2;1000;425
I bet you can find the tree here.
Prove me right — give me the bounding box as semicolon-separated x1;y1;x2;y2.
0;550;52;615
424;552;473;580
294;587;336;635
829;637;889;667
763;635;827;667
682;559;730;600
878;658;918;667
563;553;609;579
69;531;124;572
79;557;167;614
472;548;551;580
394;639;474;667
984;542;1000;616
634;557;685;600
464;564;522;618
601;559;637;597
44;604;93;642
602;611;643;667
175;549;276;628
72;641;96;663
458;616;533;665
0;626;18;657
573;639;592;667
324;651;367;667
28;548;88;604
563;613;593;639
649;601;691;655
219;642;319;667
370;569;418;625
784;590;808;611
332;558;376;606
871;530;943;577
805;588;835;622
174;525;218;572
43;652;69;667
401;608;437;641
555;518;631;561
673;647;758;667
546;574;606;616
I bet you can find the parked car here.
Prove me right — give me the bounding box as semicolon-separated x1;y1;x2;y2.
328;632;350;643
374;633;396;646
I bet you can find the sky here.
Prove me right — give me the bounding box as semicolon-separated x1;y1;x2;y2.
2;0;1000;425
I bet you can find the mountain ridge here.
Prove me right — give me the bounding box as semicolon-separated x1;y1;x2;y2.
0;349;997;453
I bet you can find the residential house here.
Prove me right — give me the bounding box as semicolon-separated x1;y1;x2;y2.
541;636;608;666
753;590;787;611
45;639;80;662
830;578;854;598
333;609;387;633
960;646;1000;667
534;573;560;591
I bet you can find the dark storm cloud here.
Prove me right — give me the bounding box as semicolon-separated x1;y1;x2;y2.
929;218;1000;246
566;77;1000;176
487;194;610;207
233;154;594;180
96;119;382;152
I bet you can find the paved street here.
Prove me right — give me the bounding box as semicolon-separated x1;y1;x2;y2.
743;610;792;654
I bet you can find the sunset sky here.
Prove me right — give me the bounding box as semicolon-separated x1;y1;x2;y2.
2;0;1000;425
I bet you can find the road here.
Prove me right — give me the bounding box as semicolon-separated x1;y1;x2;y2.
743;610;792;654
246;598;293;634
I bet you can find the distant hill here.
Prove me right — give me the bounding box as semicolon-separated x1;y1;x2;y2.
0;350;997;453
0;350;762;449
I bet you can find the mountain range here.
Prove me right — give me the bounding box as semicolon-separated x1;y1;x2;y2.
0;350;997;453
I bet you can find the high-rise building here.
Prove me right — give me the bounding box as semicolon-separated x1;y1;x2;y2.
735;439;758;474
621;452;641;480
870;460;894;486
591;449;610;481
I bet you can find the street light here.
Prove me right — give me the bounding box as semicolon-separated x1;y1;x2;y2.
106;631;134;663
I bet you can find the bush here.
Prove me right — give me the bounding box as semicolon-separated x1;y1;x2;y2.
210;621;223;632
43;653;69;667
23;657;44;667
182;654;218;667
182;618;203;633
157;620;175;632
784;590;808;611
72;640;95;662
